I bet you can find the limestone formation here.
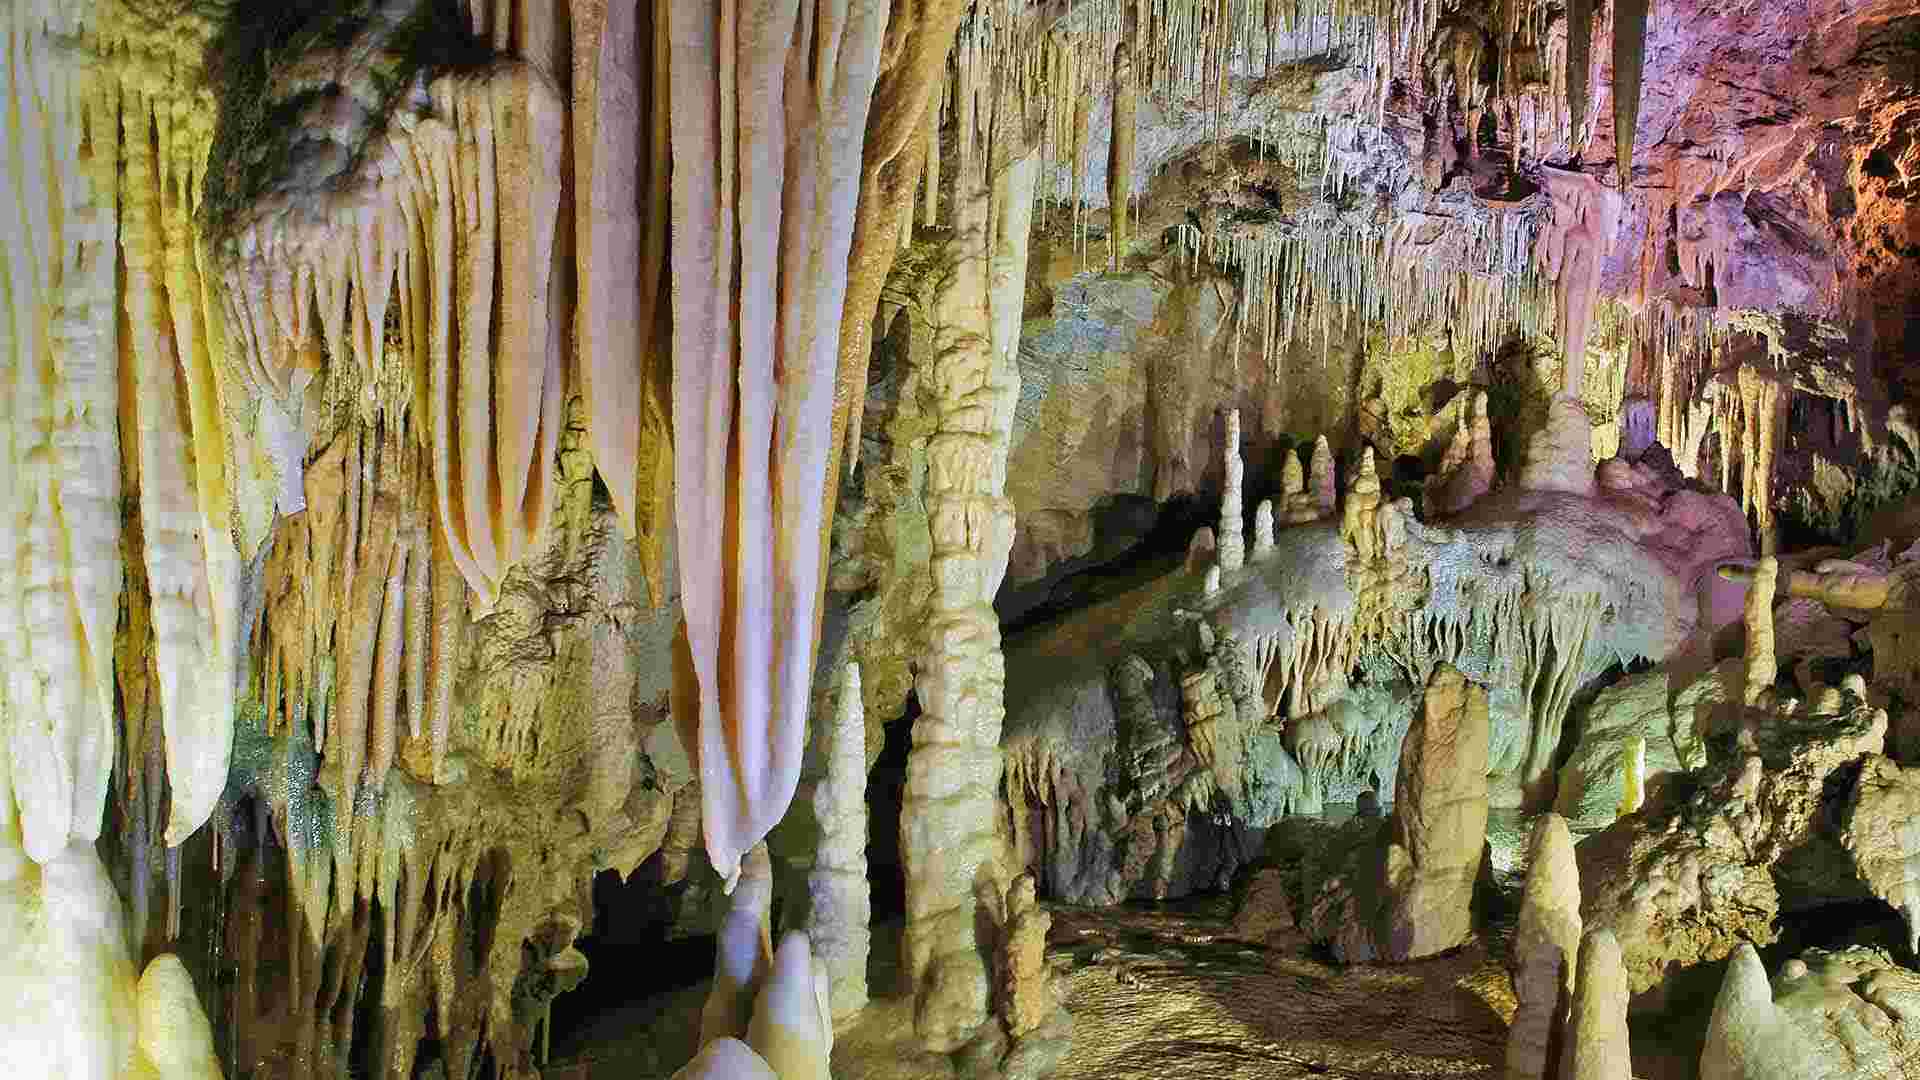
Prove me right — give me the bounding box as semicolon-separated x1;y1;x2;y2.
1382;665;1491;960
1506;814;1582;1080
1618;735;1647;817
1298;666;1489;963
1578;688;1889;999
1561;929;1632;1080
902;67;1038;1054
1743;556;1780;709
1312;436;1337;517
996;874;1053;1039
1699;944;1812;1080
808;664;871;1021
1519;396;1597;497
1280;448;1322;525
11;0;1920;1077
667;0;889;892
1842;755;1920;955
1218;410;1246;573
1340;447;1385;561
1426;391;1495;516
1107;41;1135;270
1253;500;1276;558
1556;661;1727;828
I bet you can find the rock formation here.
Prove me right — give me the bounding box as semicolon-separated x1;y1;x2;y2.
808;664;871;1021
1561;930;1632;1080
6;0;1920;1075
1298;665;1490;963
1842;755;1920;955
1506;814;1582;1080
902;51;1038;1055
1218;410;1246;573
1577;664;1890;1000
1381;664;1491;960
1699;944;1813;1080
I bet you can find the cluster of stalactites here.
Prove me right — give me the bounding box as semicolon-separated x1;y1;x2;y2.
3;0;245;864
219;61;569;611
1180;212;1549;376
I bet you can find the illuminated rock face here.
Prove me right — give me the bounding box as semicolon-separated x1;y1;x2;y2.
7;0;1920;1075
1505;815;1582;1080
1376;664;1490;961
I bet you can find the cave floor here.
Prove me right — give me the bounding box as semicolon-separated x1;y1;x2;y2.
1043;897;1514;1080
550;895;1526;1080
549;810;1709;1080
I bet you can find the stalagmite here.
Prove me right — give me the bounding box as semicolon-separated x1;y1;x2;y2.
1312;436;1337;516
133;955;224;1080
1253;501;1276;558
1342;447;1384;562
1428;392;1495;515
668;0;888;890
744;932;835;1080
701;844;776;1047
903;56;1040;1052
1506;814;1582;1080
1743;557;1778;708
1700;944;1807;1080
1280;450;1319;524
1382;664;1490;960
1218;410;1246;573
1561;930;1631;1080
807;664;871;1021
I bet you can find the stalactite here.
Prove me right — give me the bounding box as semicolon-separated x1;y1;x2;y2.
124;90;243;851
573;0;673;604
1537;167;1622;396
1565;0;1594;154
220;59;569;611
0;1;122;865
1107;40;1136;270
1178;213;1551;378
1611;0;1650;190
668;0;889;892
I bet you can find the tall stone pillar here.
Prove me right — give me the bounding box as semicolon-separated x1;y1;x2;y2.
1218;409;1245;573
902;84;1039;1053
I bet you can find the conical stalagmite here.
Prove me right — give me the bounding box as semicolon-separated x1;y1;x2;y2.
1561;929;1631;1080
1506;814;1581;1080
808;663;871;1021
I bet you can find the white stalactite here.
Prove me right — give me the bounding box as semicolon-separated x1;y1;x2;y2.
667;0;889;891
0;1;123;865
124;92;242;851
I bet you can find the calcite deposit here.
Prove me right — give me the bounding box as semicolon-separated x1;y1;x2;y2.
6;0;1920;1077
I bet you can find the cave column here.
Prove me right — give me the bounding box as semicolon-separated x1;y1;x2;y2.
902;79;1039;1054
